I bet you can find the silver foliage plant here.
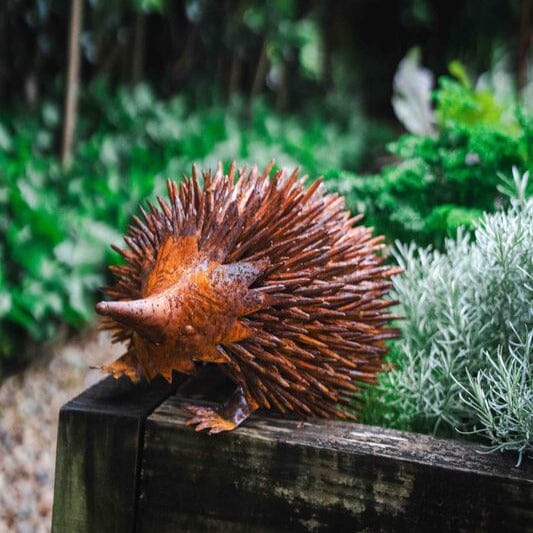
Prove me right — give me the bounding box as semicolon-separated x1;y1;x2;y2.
458;330;532;465
382;168;532;464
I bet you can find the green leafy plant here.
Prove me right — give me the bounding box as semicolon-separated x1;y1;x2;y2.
363;169;532;463
0;83;371;366
332;60;532;247
0;118;122;359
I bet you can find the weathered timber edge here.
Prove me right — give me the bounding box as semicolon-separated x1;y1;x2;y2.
52;373;532;533
137;395;533;533
51;375;175;533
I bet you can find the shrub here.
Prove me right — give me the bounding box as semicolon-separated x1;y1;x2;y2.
332;62;532;247
458;331;532;466
0;84;371;365
363;169;532;463
0;112;121;359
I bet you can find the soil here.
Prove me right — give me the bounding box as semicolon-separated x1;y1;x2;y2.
0;329;123;533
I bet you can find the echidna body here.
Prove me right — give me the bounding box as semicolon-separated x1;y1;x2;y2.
96;163;400;433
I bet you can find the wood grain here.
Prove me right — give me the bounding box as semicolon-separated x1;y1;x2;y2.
137;395;533;533
51;375;175;533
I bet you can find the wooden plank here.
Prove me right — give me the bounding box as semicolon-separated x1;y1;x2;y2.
51;375;175;533
137;395;533;533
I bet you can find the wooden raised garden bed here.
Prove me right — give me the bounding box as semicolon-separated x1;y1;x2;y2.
52;370;532;533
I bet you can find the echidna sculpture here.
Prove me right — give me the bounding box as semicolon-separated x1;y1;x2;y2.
96;163;401;433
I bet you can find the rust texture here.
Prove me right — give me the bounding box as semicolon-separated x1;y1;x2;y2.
96;162;401;432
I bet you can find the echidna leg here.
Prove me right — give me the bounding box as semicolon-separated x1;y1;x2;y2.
185;386;258;434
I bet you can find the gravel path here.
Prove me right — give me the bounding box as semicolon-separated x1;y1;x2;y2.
0;329;124;533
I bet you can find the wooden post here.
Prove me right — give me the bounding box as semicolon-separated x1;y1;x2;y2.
131;11;146;86
517;0;531;91
61;0;83;168
51;376;175;533
250;39;268;100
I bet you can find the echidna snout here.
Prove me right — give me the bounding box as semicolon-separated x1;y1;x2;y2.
95;298;169;342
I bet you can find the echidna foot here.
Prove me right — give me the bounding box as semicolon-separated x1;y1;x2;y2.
184;385;258;434
185;406;237;434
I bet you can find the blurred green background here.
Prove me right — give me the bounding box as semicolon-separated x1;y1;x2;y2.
0;0;531;371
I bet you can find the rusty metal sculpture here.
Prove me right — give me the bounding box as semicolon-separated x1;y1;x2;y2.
96;163;401;433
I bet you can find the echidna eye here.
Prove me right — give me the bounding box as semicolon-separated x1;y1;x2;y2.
139;333;162;346
184;325;195;335
146;339;162;347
